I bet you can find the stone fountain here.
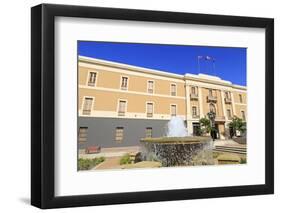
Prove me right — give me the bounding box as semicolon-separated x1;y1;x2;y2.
140;117;213;167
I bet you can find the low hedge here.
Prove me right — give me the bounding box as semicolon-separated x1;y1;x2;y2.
120;154;132;165
78;157;105;170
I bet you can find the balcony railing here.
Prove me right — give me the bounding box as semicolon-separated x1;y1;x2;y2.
88;82;96;87
207;95;217;102
215;116;226;121
224;97;232;104
118;111;125;116
148;88;154;94
190;93;198;100
82;110;91;115
147;112;153;118
227;116;233;120
192;114;200;119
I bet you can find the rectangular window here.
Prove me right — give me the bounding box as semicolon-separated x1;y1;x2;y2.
225;91;230;99
115;127;124;143
118;100;126;116
239;94;243;103
192;106;197;117
171;104;177;116
190;86;198;100
145;127;153;138
191;86;196;94
224;91;232;104
146;103;153;117
78;127;88;143
227;109;232;120
82;97;93;115
88;72;97;86
147;80;154;93
241;111;246;120
171;84;176;96
209;89;213;96
121;76;128;90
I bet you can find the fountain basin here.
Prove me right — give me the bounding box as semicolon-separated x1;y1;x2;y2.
140;136;212;167
140;136;210;144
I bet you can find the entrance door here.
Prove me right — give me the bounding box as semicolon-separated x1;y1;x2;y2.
212;124;220;139
229;126;234;138
192;123;200;136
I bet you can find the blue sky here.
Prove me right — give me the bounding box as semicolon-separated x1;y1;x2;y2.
78;41;246;86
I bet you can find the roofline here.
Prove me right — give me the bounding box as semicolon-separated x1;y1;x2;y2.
78;55;247;91
79;56;184;79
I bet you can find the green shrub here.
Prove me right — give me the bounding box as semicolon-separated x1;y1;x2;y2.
212;152;221;159
94;156;105;165
120;154;132;165
78;157;105;170
240;157;247;164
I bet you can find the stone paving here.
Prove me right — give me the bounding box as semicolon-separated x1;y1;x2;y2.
94;156;122;170
214;139;246;147
80;140;246;170
79;146;140;170
79;146;140;159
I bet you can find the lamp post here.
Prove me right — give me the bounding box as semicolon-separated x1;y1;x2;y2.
207;111;216;141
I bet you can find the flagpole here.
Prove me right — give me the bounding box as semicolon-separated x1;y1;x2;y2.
197;56;200;73
212;58;216;76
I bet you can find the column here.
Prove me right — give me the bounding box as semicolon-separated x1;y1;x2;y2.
185;81;191;120
185;82;193;135
198;87;204;118
231;92;237;116
220;90;227;119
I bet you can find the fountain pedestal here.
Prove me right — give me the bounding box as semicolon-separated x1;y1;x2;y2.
140;136;212;167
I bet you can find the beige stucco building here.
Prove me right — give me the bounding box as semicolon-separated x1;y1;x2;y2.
78;56;247;148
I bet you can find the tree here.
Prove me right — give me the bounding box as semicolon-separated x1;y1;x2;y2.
199;117;211;135
228;116;247;137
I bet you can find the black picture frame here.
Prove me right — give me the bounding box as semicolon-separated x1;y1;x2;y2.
31;3;274;209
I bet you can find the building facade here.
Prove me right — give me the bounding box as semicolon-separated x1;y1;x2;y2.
78;56;247;149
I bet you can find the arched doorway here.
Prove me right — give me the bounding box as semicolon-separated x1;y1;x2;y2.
209;103;219;139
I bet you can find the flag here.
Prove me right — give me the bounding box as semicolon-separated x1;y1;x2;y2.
198;56;203;59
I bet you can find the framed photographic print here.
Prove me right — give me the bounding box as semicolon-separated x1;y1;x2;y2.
31;3;274;209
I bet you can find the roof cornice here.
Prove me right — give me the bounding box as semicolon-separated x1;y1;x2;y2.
79;56;246;91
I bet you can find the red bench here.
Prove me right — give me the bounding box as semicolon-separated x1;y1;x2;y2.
85;146;101;154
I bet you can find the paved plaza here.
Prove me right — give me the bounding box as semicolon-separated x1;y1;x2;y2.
78;139;246;170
